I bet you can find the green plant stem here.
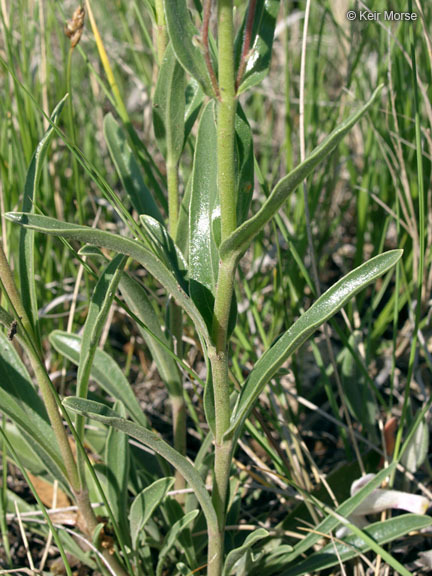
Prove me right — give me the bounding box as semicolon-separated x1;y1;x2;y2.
0;242;33;340
212;258;236;354
75;489;129;576
207;526;225;576
217;0;236;241
208;2;237;573
155;0;167;65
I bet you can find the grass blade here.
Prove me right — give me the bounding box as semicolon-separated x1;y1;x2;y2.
104;113;163;221
283;515;431;576
19;96;67;345
283;464;397;563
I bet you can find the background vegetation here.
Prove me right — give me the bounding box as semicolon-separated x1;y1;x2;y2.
0;0;431;574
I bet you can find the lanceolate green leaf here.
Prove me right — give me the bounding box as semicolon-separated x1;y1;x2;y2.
118;272;182;398
282;515;430;576
0;331;66;482
341;331;378;435
76;255;126;407
223;528;269;576
184;79;204;143
189;101;220;327
19;96;67;341
104;113;163;221
5;213;211;348
227;250;402;438
235;105;254;224
175;174;192;258
220;86;383;262
153;42;185;164
63;398;218;536
156;509;199;576
105;401;130;544
130;477;175;549
164;0;216;97
49;330;148;428
0;423;46;476
235;0;280;94
139;214;188;289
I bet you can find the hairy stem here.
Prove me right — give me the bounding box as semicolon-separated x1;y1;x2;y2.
208;2;237;573
217;0;237;241
155;0;167;65
208;531;224;576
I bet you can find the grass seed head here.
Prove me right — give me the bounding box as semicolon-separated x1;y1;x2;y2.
65;6;85;48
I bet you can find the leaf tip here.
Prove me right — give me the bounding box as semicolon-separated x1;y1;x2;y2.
5;212;25;224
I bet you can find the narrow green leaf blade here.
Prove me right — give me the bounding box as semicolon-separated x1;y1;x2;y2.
49;330;148;428
236;0;280;94
228;250;402;437
130;477;175;549
283;464;397;564
153;42;186;163
139;214;188;290
77;255;126;402
105;401;130;543
283;515;431;576
119;272;182;397
235;105;254;224
220;86;383;261
400;418;429;473
156;509;199;576
5;213;211;347
0;423;46;476
19;96;67;338
63;398;218;533
164;0;216;97
189;101;219;327
341;331;378;435
104;113;163;221
0;331;66;481
184;79;204;142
